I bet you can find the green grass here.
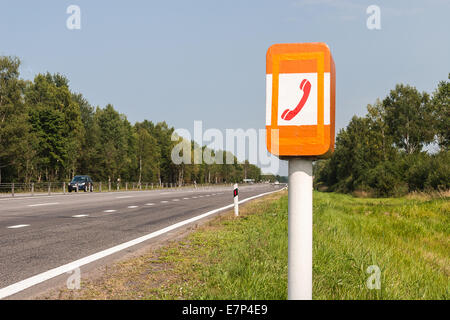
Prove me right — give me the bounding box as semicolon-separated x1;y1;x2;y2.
51;191;449;300
312;192;449;299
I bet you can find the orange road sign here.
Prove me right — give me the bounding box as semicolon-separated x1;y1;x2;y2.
266;43;335;158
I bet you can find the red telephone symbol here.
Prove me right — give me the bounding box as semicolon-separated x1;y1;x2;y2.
281;79;311;121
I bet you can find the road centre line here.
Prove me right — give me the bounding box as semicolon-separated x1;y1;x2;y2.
7;224;30;229
0;187;285;299
28;203;59;207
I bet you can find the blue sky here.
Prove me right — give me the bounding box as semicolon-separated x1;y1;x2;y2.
1;0;449;175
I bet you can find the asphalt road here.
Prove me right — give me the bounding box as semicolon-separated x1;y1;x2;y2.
0;183;283;295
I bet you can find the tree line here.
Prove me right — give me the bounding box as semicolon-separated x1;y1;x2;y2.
314;75;449;196
0;56;263;185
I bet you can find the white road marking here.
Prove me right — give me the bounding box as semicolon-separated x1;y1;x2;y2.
161;201;168;203
205;195;210;197
172;199;179;202
127;206;138;209
0;187;286;299
72;215;88;218
7;224;30;229
183;198;189;200
192;196;198;199
0;196;55;202
103;210;116;213
145;203;154;206
116;196;134;199
28;202;59;207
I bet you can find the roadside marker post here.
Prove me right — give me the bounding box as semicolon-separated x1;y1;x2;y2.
233;184;239;217
266;43;335;300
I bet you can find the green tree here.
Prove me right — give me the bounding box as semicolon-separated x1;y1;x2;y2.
134;123;160;184
367;98;395;162
152;122;175;184
0;56;34;183
26;73;83;181
383;84;434;154
430;74;449;151
94;104;129;181
315;114;389;193
72;93;101;178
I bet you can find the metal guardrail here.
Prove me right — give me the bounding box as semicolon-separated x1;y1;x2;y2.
0;182;67;197
0;182;236;198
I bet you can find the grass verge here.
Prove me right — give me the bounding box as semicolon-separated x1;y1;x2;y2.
47;191;449;300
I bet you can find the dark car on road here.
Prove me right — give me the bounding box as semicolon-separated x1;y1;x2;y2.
68;175;94;192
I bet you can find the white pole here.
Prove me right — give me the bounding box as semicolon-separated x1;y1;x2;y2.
288;158;313;300
233;183;239;217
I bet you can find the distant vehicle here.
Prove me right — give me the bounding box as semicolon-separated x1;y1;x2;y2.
274;181;280;185
68;175;94;192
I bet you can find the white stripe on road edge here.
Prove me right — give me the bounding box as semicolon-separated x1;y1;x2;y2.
7;224;30;229
28;202;59;207
183;198;189;200
145;203;154;206
127;206;138;209
103;210;116;213
116;196;134;199
72;215;88;218
161;201;168;203
0;187;285;299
